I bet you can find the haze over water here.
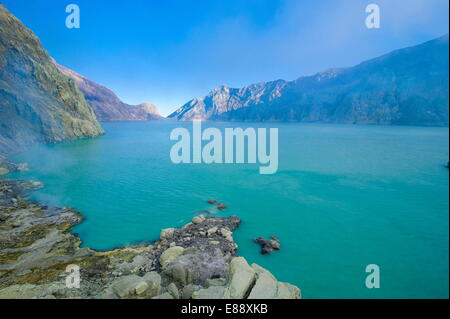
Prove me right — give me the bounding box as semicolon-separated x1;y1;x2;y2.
9;121;449;298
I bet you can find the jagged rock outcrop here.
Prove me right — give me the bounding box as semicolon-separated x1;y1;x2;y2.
55;63;164;122
0;179;300;299
168;80;286;121
0;5;104;155
169;35;449;126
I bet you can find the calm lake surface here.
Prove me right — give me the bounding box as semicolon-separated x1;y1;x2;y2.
9;121;449;298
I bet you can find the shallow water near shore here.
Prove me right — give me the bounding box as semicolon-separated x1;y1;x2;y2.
8;121;449;298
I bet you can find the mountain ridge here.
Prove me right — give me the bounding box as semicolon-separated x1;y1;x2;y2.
169;35;449;126
55;63;164;122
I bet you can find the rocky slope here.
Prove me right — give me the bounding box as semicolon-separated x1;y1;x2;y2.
0;5;104;155
0;165;300;299
169;35;449;126
169;80;286;121
56;63;164;122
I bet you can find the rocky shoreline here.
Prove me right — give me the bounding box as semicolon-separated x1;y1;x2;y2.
0;159;300;299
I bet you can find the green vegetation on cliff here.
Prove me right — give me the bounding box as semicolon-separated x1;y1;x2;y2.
0;5;103;155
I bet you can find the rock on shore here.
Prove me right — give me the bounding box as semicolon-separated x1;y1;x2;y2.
0;179;300;299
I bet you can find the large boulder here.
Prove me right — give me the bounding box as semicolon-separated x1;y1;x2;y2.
167;282;180;299
169;262;195;286
247;263;301;299
159;246;185;268
165;249;229;287
111;275;146;298
247;270;278;299
224;257;256;299
276;282;301;299
192;286;226;299
142;271;162;297
192;215;206;224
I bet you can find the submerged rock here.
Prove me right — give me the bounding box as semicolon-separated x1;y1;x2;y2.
206;200;228;210
253;236;281;254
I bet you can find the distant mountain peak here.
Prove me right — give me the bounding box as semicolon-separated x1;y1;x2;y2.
169;35;448;126
138;102;161;116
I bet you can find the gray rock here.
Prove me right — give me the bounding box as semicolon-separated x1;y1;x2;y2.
159;246;185;268
135;281;149;296
0;7;104;155
276;282;301;299
160;228;175;240
131;255;147;269
219;228;233;241
97;288;119;299
205;278;227;288
207;226;218;236
152;292;174;299
192;286;226;299
224;257;256;299
167;283;179;299
181;284;201;299
247;271;278;299
192;215;206;224
170;263;194;286
249;263;301;299
142;271;161;297
110;275;143;298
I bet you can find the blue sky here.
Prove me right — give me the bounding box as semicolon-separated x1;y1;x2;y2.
2;0;449;115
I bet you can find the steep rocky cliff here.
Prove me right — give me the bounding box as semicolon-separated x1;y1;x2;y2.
169;35;449;126
56;63;164;122
0;5;104;155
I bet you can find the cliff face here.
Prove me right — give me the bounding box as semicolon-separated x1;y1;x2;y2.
169;35;449;126
0;5;104;155
56;63;164;122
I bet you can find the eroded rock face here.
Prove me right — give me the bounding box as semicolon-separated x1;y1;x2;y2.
0;5;104;155
0;178;300;299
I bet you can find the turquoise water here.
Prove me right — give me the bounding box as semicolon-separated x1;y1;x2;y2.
8;121;449;299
